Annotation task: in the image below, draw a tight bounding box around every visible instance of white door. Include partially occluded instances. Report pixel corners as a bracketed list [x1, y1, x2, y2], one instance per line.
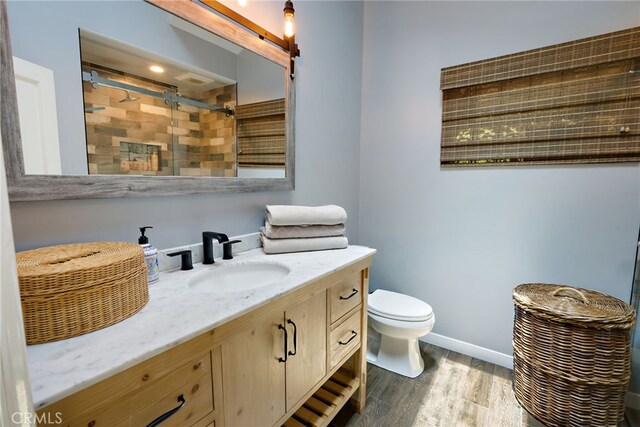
[0, 110, 34, 424]
[13, 56, 61, 175]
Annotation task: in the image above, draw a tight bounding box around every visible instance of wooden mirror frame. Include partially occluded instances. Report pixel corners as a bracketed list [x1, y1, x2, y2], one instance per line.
[0, 0, 295, 201]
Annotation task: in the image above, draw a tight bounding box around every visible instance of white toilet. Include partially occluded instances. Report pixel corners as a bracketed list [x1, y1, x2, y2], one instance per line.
[366, 289, 435, 378]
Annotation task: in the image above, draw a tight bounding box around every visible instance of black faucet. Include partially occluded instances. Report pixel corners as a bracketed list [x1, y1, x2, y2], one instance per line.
[167, 250, 193, 270]
[202, 232, 228, 264]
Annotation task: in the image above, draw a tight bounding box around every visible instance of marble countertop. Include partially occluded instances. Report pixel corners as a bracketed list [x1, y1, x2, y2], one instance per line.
[27, 245, 376, 410]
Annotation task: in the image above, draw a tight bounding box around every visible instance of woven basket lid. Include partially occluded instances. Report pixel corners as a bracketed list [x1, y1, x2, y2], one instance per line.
[16, 242, 145, 296]
[513, 283, 636, 328]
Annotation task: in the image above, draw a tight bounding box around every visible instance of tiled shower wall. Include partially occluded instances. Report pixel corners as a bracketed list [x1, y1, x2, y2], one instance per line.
[83, 65, 236, 176]
[196, 85, 237, 177]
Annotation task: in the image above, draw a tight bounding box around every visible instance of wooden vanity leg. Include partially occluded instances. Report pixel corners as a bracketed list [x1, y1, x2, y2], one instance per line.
[352, 350, 367, 413]
[211, 346, 225, 427]
[351, 268, 369, 413]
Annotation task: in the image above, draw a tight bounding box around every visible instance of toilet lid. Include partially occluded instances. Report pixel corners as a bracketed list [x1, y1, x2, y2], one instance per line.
[368, 289, 433, 322]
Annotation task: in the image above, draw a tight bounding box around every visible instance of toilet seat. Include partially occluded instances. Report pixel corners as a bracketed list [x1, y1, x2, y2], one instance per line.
[368, 289, 433, 322]
[368, 311, 435, 331]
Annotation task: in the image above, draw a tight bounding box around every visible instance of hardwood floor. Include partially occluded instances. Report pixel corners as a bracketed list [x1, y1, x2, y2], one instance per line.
[627, 408, 640, 427]
[331, 342, 635, 427]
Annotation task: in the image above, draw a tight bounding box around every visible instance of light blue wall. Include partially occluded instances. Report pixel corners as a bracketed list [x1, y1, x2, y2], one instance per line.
[359, 1, 640, 356]
[9, 1, 364, 251]
[8, 0, 238, 175]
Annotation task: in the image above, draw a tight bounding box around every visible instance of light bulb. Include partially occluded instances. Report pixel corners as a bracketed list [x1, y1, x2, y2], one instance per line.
[149, 65, 164, 73]
[284, 12, 294, 38]
[238, 0, 248, 7]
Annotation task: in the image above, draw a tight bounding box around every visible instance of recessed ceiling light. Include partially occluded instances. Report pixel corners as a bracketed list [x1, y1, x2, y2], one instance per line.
[149, 65, 165, 73]
[238, 0, 248, 6]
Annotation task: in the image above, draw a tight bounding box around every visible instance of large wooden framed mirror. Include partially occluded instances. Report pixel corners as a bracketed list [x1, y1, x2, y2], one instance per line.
[0, 0, 295, 201]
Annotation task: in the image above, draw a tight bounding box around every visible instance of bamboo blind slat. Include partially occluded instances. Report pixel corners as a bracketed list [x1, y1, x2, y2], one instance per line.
[235, 98, 285, 119]
[443, 157, 640, 167]
[441, 138, 640, 165]
[237, 153, 285, 167]
[443, 67, 640, 121]
[237, 117, 286, 138]
[440, 26, 640, 167]
[442, 101, 640, 146]
[238, 136, 285, 155]
[236, 99, 286, 168]
[441, 27, 640, 90]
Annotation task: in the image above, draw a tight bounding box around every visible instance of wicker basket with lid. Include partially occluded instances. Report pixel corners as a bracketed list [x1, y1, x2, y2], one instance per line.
[16, 242, 149, 344]
[512, 283, 636, 427]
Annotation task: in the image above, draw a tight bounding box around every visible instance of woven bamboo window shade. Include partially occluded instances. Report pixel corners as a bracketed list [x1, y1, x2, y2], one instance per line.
[440, 26, 640, 167]
[236, 99, 286, 168]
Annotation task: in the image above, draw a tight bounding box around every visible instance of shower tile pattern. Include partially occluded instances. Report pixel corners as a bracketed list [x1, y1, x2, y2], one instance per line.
[199, 85, 237, 177]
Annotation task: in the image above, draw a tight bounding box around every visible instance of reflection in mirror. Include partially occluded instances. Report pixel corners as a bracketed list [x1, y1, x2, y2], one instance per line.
[8, 0, 286, 179]
[80, 30, 239, 177]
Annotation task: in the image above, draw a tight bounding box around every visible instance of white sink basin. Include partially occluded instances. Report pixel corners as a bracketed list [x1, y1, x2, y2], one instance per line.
[188, 262, 290, 293]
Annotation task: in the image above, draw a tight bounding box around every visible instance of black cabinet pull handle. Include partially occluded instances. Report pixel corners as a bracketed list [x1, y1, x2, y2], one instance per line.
[339, 288, 359, 300]
[338, 330, 358, 346]
[287, 319, 298, 356]
[278, 324, 288, 363]
[146, 394, 185, 427]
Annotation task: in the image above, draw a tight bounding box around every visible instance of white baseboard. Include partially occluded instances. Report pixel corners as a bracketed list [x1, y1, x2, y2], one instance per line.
[627, 391, 640, 411]
[421, 332, 513, 369]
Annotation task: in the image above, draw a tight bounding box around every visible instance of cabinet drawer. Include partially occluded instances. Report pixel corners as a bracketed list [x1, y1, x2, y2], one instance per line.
[329, 272, 362, 324]
[64, 352, 213, 427]
[329, 311, 361, 370]
[132, 371, 213, 427]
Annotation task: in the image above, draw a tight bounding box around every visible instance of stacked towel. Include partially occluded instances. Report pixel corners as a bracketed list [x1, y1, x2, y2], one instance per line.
[263, 222, 346, 239]
[266, 205, 348, 226]
[261, 235, 348, 254]
[261, 205, 348, 254]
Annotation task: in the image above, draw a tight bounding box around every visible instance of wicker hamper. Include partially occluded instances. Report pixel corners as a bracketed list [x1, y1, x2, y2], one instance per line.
[512, 284, 636, 426]
[16, 242, 149, 344]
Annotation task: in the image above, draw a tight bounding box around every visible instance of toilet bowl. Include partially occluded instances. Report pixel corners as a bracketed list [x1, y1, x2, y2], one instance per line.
[366, 289, 435, 378]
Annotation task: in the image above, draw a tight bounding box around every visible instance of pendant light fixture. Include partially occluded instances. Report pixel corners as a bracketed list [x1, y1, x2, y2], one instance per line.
[283, 1, 295, 38]
[283, 1, 299, 79]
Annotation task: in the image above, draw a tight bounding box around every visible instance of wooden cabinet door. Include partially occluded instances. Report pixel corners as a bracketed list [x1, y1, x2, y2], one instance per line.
[221, 312, 287, 427]
[285, 291, 327, 410]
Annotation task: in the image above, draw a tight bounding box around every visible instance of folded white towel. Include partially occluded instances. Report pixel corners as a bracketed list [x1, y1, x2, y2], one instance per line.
[262, 222, 346, 239]
[261, 233, 348, 254]
[266, 205, 347, 226]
